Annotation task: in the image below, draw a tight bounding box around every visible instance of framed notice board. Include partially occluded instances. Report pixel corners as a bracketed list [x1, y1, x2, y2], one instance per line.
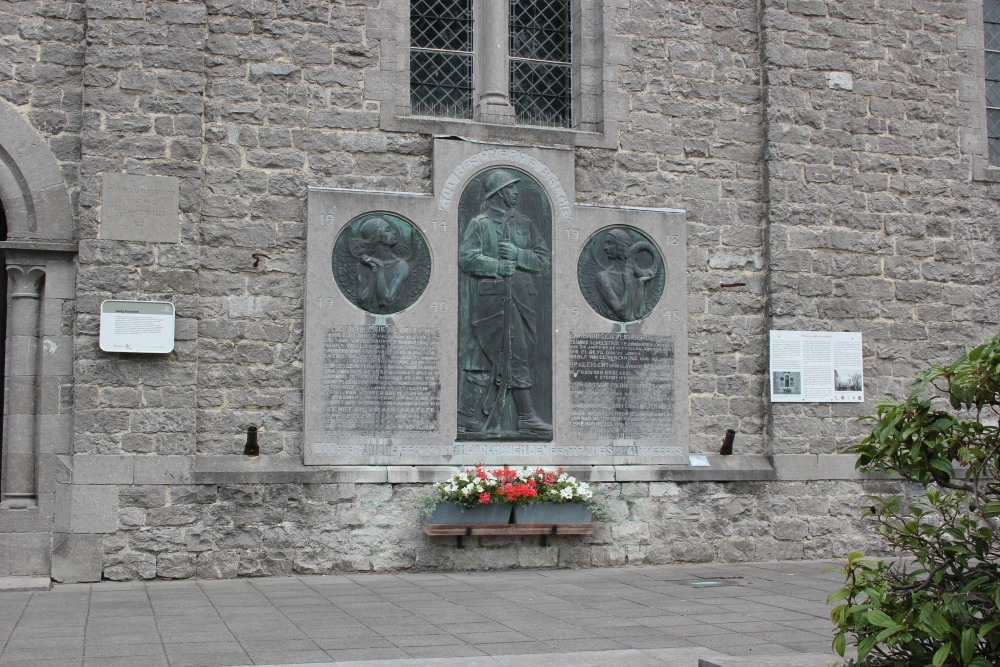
[99, 300, 175, 354]
[769, 330, 863, 403]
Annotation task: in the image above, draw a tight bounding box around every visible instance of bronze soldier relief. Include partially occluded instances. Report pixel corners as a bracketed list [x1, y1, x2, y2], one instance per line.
[457, 168, 553, 440]
[332, 213, 431, 315]
[578, 227, 665, 323]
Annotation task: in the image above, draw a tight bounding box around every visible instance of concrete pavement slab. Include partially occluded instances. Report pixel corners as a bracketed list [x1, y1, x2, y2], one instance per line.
[698, 653, 840, 667]
[0, 560, 848, 666]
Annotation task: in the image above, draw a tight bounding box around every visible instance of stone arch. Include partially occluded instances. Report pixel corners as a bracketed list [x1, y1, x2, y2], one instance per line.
[0, 101, 74, 241]
[0, 100, 77, 580]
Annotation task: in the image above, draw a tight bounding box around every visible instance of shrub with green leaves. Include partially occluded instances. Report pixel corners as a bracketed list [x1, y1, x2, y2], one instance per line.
[828, 335, 1000, 666]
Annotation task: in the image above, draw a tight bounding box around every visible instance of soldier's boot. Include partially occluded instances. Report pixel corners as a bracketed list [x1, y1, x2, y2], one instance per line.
[512, 389, 552, 435]
[457, 377, 486, 433]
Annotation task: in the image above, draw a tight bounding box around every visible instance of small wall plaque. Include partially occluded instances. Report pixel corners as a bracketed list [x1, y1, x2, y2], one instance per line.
[99, 300, 176, 354]
[100, 173, 180, 242]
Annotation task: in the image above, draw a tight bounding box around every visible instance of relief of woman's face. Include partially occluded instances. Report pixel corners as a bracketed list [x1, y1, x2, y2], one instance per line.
[379, 221, 397, 246]
[604, 234, 627, 260]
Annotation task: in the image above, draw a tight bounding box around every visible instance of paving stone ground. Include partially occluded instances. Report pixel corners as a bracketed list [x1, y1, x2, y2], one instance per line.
[0, 560, 850, 666]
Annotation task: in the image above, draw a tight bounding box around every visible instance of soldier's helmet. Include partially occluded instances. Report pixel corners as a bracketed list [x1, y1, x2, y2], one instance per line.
[483, 170, 521, 200]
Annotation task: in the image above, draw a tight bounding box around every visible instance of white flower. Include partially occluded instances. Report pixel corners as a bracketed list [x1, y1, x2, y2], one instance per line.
[560, 487, 574, 500]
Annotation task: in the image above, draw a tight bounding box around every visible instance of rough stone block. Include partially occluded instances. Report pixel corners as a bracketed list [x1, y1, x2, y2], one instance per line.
[453, 546, 517, 571]
[196, 551, 239, 579]
[104, 551, 156, 580]
[157, 552, 196, 579]
[591, 544, 627, 566]
[516, 545, 559, 568]
[649, 481, 681, 497]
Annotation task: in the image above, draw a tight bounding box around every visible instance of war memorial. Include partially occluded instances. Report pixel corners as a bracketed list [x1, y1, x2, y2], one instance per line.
[0, 0, 997, 582]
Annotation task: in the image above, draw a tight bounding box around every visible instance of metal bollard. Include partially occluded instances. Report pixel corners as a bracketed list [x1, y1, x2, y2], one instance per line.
[243, 425, 260, 456]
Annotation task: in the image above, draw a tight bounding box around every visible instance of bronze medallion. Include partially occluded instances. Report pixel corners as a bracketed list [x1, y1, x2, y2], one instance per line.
[332, 213, 431, 315]
[578, 226, 665, 322]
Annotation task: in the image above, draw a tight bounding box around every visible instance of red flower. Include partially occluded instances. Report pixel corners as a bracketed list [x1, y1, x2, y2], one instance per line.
[496, 483, 539, 502]
[496, 466, 517, 480]
[479, 492, 491, 505]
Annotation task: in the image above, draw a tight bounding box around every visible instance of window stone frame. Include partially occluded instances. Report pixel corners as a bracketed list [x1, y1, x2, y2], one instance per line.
[366, 0, 626, 149]
[962, 0, 1000, 181]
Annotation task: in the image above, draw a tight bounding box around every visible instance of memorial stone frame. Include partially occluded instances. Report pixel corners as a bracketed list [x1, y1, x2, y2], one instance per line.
[304, 138, 688, 467]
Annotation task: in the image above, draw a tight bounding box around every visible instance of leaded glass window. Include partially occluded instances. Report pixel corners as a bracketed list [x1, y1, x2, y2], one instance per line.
[410, 0, 473, 119]
[510, 0, 572, 128]
[986, 0, 1000, 164]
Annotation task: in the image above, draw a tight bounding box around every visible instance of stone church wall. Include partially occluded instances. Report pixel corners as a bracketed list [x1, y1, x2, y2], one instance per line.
[0, 0, 996, 579]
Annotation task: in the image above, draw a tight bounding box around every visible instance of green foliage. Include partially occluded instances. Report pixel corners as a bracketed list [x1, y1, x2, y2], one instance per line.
[414, 491, 439, 519]
[829, 335, 1000, 666]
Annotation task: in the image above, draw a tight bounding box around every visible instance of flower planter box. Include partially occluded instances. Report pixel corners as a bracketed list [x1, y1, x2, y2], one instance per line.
[426, 502, 512, 525]
[512, 502, 592, 524]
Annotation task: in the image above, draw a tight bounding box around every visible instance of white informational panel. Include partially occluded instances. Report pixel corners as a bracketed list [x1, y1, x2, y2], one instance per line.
[769, 330, 863, 403]
[99, 300, 175, 354]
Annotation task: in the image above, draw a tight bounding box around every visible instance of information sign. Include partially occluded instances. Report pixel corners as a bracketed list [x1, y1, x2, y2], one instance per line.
[99, 300, 175, 353]
[769, 331, 863, 403]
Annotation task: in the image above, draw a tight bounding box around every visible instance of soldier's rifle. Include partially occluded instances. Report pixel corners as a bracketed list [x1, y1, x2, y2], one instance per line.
[480, 221, 516, 431]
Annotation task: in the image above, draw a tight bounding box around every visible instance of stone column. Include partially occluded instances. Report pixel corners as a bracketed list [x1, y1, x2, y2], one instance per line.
[475, 4, 515, 124]
[1, 264, 44, 509]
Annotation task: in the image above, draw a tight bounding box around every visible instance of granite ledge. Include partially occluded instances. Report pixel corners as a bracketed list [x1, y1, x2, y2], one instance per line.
[195, 456, 389, 484]
[0, 240, 79, 254]
[614, 455, 886, 482]
[195, 455, 882, 484]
